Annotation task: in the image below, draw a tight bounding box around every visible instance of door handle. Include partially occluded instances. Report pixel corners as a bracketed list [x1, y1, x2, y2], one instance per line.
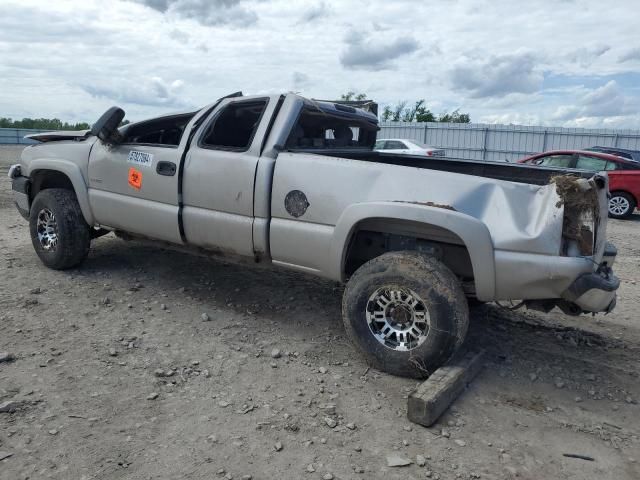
[156, 161, 176, 176]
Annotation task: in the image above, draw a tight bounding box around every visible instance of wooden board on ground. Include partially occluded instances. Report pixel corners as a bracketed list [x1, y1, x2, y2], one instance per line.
[407, 349, 486, 427]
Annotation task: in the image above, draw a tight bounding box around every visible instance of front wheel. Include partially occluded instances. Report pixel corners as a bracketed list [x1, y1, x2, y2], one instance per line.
[342, 251, 469, 378]
[29, 188, 91, 269]
[608, 192, 636, 219]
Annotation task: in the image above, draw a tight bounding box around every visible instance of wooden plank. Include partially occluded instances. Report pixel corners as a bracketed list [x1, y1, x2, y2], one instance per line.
[407, 349, 486, 427]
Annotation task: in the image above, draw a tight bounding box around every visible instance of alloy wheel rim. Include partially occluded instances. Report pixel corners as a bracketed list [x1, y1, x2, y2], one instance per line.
[609, 196, 630, 216]
[36, 208, 58, 251]
[365, 286, 430, 352]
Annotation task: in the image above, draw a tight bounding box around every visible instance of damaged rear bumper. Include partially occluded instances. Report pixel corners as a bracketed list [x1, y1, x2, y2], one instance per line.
[561, 266, 619, 314]
[522, 245, 619, 315]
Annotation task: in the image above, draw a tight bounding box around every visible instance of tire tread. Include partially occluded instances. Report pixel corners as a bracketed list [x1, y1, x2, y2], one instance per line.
[29, 188, 91, 270]
[342, 251, 469, 378]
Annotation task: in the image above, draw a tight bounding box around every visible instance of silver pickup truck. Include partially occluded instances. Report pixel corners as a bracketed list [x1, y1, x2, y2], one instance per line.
[9, 92, 619, 378]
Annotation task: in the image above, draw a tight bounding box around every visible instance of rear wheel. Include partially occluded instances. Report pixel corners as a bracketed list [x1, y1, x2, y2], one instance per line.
[342, 251, 469, 378]
[29, 189, 91, 269]
[608, 192, 635, 219]
[467, 297, 486, 308]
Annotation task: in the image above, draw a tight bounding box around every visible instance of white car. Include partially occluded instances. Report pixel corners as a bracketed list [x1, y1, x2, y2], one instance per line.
[374, 138, 445, 157]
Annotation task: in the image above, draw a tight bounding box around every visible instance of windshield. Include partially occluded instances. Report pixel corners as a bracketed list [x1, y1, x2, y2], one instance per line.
[586, 147, 636, 161]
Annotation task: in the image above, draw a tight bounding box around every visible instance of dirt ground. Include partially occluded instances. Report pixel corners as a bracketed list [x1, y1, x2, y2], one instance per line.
[0, 145, 638, 480]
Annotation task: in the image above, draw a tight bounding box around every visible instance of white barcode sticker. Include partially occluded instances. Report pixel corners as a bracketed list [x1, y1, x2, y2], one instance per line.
[127, 150, 153, 167]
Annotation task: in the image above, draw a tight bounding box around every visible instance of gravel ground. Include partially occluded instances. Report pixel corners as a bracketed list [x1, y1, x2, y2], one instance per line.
[0, 145, 639, 480]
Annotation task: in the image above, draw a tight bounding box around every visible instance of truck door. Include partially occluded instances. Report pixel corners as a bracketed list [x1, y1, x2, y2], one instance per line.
[181, 96, 278, 257]
[87, 113, 195, 243]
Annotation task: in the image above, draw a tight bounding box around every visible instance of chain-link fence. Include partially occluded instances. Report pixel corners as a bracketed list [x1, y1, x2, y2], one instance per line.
[0, 128, 51, 145]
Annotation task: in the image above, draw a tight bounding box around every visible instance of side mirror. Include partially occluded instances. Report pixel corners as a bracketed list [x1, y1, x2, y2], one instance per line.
[91, 107, 125, 144]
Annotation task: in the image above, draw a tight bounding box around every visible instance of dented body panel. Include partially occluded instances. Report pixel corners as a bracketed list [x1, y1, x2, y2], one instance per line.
[9, 93, 618, 314]
[269, 151, 608, 302]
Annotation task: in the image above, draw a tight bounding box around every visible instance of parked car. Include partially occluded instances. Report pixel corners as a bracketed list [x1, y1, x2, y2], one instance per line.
[9, 94, 618, 378]
[374, 138, 445, 156]
[518, 150, 640, 219]
[586, 146, 640, 163]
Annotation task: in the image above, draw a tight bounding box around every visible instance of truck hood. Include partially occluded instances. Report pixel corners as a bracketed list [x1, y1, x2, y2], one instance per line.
[25, 130, 91, 143]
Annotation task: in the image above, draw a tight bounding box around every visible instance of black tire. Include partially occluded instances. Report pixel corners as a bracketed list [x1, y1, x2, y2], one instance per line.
[608, 192, 636, 219]
[467, 297, 487, 308]
[342, 251, 469, 378]
[29, 188, 91, 270]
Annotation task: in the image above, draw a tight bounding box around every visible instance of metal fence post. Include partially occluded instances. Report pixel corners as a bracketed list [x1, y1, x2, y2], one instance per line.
[423, 123, 428, 145]
[613, 133, 619, 147]
[542, 129, 548, 151]
[482, 127, 489, 161]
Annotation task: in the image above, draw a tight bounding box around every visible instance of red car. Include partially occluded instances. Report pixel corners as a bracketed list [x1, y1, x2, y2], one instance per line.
[518, 150, 640, 219]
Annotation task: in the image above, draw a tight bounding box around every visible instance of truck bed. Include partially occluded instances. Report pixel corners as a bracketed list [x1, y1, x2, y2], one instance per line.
[293, 149, 592, 186]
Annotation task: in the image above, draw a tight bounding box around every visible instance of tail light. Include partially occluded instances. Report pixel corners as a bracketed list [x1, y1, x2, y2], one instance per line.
[553, 175, 600, 257]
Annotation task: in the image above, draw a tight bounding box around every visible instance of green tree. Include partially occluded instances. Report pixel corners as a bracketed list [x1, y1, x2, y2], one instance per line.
[379, 101, 470, 123]
[391, 101, 406, 121]
[415, 102, 436, 122]
[0, 117, 91, 130]
[401, 100, 420, 122]
[381, 106, 393, 121]
[437, 109, 470, 123]
[340, 91, 368, 101]
[400, 100, 436, 122]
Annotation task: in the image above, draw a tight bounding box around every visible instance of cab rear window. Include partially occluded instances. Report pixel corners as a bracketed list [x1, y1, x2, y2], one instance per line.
[286, 106, 378, 150]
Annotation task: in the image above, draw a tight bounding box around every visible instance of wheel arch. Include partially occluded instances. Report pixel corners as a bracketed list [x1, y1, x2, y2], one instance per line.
[27, 160, 94, 225]
[609, 189, 638, 207]
[329, 202, 496, 301]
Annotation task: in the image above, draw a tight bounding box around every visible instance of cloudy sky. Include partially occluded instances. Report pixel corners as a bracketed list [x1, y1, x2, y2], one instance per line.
[1, 0, 639, 128]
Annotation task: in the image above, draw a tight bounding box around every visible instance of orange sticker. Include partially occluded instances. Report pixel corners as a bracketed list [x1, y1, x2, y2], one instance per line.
[128, 167, 142, 190]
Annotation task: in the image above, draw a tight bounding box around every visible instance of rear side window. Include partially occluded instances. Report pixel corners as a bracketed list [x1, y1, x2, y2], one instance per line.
[605, 161, 619, 171]
[576, 155, 608, 171]
[609, 160, 640, 171]
[533, 154, 573, 167]
[385, 141, 407, 149]
[201, 100, 267, 151]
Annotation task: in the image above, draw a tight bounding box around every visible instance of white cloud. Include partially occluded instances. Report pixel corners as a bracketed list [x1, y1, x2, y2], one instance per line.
[450, 52, 543, 98]
[291, 71, 312, 91]
[81, 77, 188, 108]
[131, 0, 259, 27]
[298, 1, 330, 23]
[0, 0, 639, 128]
[552, 80, 638, 123]
[340, 28, 420, 71]
[619, 48, 640, 63]
[565, 45, 611, 68]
